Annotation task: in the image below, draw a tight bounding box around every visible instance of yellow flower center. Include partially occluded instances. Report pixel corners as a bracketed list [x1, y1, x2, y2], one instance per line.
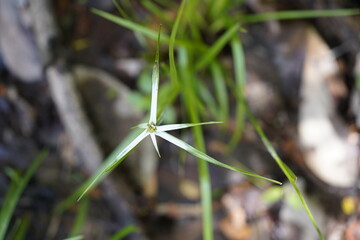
[147, 123, 157, 133]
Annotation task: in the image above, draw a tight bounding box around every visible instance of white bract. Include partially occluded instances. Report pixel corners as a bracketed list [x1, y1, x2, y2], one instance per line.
[79, 30, 280, 200]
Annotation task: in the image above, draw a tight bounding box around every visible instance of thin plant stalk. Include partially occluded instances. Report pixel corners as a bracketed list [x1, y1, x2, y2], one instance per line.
[178, 47, 213, 240]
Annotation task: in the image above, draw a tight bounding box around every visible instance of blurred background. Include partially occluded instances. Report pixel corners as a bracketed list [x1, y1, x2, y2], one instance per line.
[0, 0, 359, 239]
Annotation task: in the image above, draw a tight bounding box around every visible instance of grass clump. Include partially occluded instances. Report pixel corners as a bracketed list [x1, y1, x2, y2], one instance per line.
[73, 1, 359, 239]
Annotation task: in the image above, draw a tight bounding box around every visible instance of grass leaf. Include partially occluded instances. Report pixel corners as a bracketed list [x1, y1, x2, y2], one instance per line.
[241, 9, 360, 23]
[109, 225, 138, 240]
[194, 23, 240, 70]
[229, 36, 246, 150]
[210, 61, 229, 122]
[0, 150, 48, 239]
[169, 0, 187, 87]
[69, 197, 89, 237]
[178, 46, 214, 240]
[112, 0, 130, 19]
[91, 8, 206, 50]
[245, 104, 324, 239]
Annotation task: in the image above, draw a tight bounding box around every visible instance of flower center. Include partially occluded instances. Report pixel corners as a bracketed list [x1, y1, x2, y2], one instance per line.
[147, 123, 157, 133]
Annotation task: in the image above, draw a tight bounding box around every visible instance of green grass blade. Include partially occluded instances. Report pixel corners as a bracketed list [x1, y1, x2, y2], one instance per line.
[245, 106, 296, 181]
[197, 80, 219, 118]
[228, 36, 246, 150]
[157, 131, 281, 184]
[91, 9, 207, 50]
[245, 104, 324, 239]
[208, 0, 228, 20]
[241, 9, 360, 23]
[69, 197, 89, 237]
[157, 82, 180, 118]
[112, 0, 130, 19]
[92, 9, 160, 39]
[77, 130, 148, 201]
[109, 225, 138, 240]
[210, 62, 229, 122]
[7, 215, 30, 240]
[0, 150, 48, 239]
[157, 121, 222, 132]
[194, 23, 240, 70]
[149, 27, 161, 124]
[178, 47, 213, 240]
[141, 0, 172, 24]
[169, 0, 187, 87]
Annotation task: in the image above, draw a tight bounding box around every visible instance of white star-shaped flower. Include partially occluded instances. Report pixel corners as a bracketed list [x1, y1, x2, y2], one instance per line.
[79, 30, 280, 200]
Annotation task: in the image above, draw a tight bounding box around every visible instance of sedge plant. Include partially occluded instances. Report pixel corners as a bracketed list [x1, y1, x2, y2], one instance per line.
[72, 1, 359, 239]
[78, 28, 281, 200]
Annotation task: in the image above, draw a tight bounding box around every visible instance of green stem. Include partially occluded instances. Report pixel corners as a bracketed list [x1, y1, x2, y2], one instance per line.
[241, 9, 360, 23]
[179, 48, 213, 240]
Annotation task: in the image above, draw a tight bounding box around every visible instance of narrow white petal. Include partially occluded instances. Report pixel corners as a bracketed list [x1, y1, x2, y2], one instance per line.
[156, 131, 281, 185]
[150, 133, 161, 157]
[157, 121, 222, 132]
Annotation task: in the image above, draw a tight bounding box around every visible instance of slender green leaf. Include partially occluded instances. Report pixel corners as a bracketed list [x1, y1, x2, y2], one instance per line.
[157, 82, 180, 118]
[157, 121, 221, 132]
[169, 0, 187, 87]
[245, 104, 324, 239]
[0, 150, 48, 239]
[194, 23, 240, 70]
[109, 225, 138, 240]
[141, 0, 172, 24]
[229, 36, 246, 150]
[69, 198, 89, 237]
[210, 62, 229, 122]
[157, 131, 282, 185]
[208, 0, 228, 19]
[7, 215, 30, 240]
[178, 47, 213, 240]
[245, 106, 296, 181]
[197, 80, 219, 118]
[153, 0, 177, 8]
[91, 9, 207, 50]
[241, 9, 360, 24]
[92, 8, 161, 40]
[112, 0, 130, 19]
